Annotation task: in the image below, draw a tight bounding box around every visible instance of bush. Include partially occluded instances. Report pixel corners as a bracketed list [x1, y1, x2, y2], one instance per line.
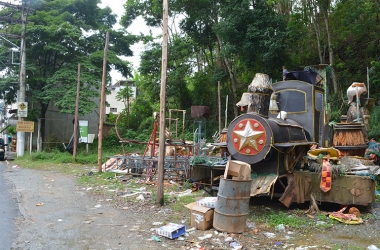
[44, 134, 65, 152]
[368, 106, 380, 141]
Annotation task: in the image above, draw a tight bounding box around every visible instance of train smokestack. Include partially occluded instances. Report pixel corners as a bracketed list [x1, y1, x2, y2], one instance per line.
[246, 73, 273, 116]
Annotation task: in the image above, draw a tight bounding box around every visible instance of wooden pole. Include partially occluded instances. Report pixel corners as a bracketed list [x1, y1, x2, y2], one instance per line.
[29, 132, 32, 154]
[156, 0, 168, 206]
[367, 66, 370, 98]
[218, 81, 221, 134]
[225, 95, 228, 128]
[73, 63, 80, 161]
[37, 118, 41, 152]
[97, 31, 110, 172]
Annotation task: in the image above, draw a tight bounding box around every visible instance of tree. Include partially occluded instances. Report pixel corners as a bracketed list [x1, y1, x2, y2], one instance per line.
[116, 86, 133, 111]
[116, 86, 133, 127]
[122, 0, 288, 127]
[0, 0, 138, 141]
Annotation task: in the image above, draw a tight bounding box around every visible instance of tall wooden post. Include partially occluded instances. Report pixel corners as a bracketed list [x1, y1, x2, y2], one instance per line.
[218, 81, 221, 134]
[97, 31, 110, 172]
[156, 0, 169, 206]
[73, 63, 80, 161]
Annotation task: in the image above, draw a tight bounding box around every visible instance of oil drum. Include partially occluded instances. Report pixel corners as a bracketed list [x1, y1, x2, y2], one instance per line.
[213, 178, 252, 233]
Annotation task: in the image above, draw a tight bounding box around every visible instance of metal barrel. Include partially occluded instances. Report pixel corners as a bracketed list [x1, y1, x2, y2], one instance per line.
[213, 178, 252, 233]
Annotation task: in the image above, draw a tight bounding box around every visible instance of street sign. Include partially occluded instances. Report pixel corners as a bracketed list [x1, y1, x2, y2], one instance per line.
[17, 102, 28, 117]
[16, 121, 34, 132]
[79, 120, 89, 143]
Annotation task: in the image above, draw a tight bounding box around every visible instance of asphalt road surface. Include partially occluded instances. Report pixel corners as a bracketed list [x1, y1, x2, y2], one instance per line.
[0, 160, 18, 250]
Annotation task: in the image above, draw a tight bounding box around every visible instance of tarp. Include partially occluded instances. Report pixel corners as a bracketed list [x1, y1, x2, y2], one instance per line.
[285, 70, 318, 85]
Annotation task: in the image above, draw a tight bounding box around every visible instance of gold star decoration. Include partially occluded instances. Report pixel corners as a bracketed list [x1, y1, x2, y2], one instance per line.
[233, 120, 264, 151]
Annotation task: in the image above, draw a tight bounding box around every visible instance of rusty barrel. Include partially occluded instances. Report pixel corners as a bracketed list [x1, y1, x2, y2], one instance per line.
[213, 178, 252, 233]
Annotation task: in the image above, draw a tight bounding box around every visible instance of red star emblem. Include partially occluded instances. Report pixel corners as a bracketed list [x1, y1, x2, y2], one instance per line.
[231, 119, 266, 155]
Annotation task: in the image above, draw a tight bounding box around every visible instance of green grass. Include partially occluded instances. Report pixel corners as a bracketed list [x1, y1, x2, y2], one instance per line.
[249, 206, 337, 231]
[331, 245, 363, 250]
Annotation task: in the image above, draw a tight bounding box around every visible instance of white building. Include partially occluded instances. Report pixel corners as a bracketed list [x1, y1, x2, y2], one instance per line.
[106, 79, 136, 115]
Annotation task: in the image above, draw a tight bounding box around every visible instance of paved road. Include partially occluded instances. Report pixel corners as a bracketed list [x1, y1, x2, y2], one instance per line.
[0, 160, 18, 249]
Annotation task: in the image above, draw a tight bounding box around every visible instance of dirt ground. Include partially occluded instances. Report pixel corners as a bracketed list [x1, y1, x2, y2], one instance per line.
[4, 163, 380, 250]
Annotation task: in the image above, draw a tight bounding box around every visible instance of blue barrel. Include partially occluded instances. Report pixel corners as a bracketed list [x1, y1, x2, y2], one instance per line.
[213, 178, 252, 233]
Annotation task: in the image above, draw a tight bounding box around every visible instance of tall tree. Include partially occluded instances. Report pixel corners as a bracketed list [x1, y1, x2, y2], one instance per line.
[0, 0, 138, 141]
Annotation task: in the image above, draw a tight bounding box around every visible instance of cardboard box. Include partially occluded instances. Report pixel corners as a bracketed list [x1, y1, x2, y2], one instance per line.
[196, 197, 217, 208]
[185, 202, 214, 230]
[223, 160, 251, 180]
[156, 223, 186, 239]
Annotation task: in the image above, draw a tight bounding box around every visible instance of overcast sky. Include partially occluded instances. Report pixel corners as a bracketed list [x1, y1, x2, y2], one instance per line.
[99, 1, 161, 83]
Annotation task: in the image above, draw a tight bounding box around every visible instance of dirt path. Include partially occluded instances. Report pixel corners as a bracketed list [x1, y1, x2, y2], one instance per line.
[5, 164, 380, 250]
[6, 166, 164, 250]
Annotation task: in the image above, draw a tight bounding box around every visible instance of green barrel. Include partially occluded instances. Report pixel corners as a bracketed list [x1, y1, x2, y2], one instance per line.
[213, 178, 252, 233]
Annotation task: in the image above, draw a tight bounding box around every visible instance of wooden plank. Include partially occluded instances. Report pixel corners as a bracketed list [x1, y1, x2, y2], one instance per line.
[279, 179, 297, 208]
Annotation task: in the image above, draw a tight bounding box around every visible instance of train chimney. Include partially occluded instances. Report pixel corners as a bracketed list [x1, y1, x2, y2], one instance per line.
[245, 73, 273, 116]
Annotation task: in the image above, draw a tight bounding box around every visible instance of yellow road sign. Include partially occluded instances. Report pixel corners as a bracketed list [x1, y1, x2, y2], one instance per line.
[16, 121, 34, 132]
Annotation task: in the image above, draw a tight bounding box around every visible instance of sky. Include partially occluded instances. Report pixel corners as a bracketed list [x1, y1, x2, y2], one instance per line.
[99, 1, 161, 84]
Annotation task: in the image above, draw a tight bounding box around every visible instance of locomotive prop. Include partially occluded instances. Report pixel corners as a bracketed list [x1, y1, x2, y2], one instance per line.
[226, 65, 377, 207]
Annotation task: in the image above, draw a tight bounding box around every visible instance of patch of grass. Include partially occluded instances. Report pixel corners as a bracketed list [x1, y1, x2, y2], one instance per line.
[14, 148, 123, 168]
[182, 180, 193, 189]
[317, 213, 328, 221]
[78, 172, 124, 191]
[250, 208, 313, 229]
[150, 191, 166, 204]
[330, 245, 362, 250]
[167, 214, 181, 222]
[171, 195, 196, 212]
[362, 212, 378, 220]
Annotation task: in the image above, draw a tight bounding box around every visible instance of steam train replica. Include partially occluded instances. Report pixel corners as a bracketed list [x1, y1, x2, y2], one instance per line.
[224, 65, 376, 206]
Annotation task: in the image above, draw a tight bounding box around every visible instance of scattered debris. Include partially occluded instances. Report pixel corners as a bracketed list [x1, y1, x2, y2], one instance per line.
[81, 220, 93, 224]
[329, 206, 363, 224]
[169, 189, 192, 197]
[275, 224, 285, 231]
[224, 237, 233, 242]
[195, 197, 217, 208]
[368, 245, 380, 250]
[135, 194, 145, 201]
[156, 223, 186, 239]
[246, 222, 256, 229]
[198, 233, 212, 240]
[264, 232, 276, 238]
[186, 227, 196, 232]
[151, 235, 161, 242]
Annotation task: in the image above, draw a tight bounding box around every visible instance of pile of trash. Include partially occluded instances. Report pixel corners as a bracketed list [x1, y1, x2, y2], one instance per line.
[305, 147, 380, 178]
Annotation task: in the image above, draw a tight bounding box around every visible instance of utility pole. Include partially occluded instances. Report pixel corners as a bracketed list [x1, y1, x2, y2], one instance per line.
[16, 1, 27, 157]
[0, 1, 32, 156]
[73, 64, 80, 161]
[97, 31, 109, 172]
[156, 0, 168, 206]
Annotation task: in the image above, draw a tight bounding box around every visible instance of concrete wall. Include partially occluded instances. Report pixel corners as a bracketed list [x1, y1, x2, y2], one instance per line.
[44, 97, 102, 143]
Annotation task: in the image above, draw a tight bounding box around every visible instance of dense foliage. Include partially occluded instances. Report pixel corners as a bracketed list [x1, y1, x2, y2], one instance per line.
[120, 0, 380, 141]
[0, 0, 138, 140]
[2, 0, 380, 144]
